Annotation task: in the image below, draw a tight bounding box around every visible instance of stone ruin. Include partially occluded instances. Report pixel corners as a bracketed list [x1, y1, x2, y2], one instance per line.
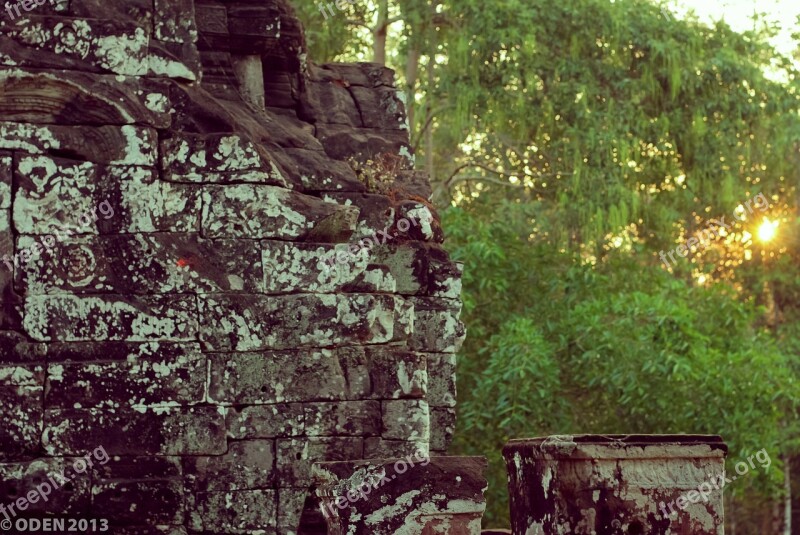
[0, 1, 738, 533]
[0, 0, 467, 532]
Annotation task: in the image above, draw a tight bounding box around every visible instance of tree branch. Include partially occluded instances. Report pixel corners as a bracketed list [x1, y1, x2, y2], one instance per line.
[410, 104, 453, 151]
[443, 161, 570, 196]
[346, 19, 373, 31]
[447, 175, 523, 188]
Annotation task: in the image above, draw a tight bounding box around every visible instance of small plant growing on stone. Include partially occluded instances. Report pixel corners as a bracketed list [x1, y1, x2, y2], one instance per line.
[347, 152, 403, 194]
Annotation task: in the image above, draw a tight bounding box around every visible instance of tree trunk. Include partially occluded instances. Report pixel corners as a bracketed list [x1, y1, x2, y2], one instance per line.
[404, 42, 419, 134]
[425, 54, 435, 183]
[373, 0, 388, 65]
[784, 453, 792, 535]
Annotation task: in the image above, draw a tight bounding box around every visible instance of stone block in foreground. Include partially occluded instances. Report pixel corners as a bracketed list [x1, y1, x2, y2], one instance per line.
[313, 455, 487, 535]
[503, 434, 727, 535]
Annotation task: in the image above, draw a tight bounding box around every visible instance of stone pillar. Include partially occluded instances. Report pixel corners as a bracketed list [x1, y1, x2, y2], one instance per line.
[313, 455, 488, 535]
[503, 434, 727, 535]
[232, 54, 266, 110]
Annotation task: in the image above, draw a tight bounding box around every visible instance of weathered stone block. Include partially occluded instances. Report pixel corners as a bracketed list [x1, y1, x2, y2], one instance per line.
[363, 438, 428, 459]
[365, 347, 427, 400]
[68, 0, 151, 22]
[299, 80, 362, 127]
[154, 0, 197, 43]
[396, 202, 442, 242]
[45, 343, 206, 409]
[277, 488, 308, 535]
[0, 152, 10, 209]
[23, 294, 198, 342]
[0, 207, 14, 316]
[262, 109, 321, 149]
[382, 399, 430, 442]
[0, 69, 172, 128]
[226, 4, 282, 54]
[18, 233, 262, 295]
[323, 193, 394, 242]
[13, 156, 198, 235]
[184, 440, 275, 491]
[313, 456, 487, 535]
[0, 359, 44, 460]
[42, 341, 188, 362]
[0, 458, 91, 515]
[92, 456, 184, 525]
[198, 294, 409, 351]
[104, 178, 200, 233]
[225, 404, 305, 440]
[276, 438, 364, 487]
[0, 331, 46, 364]
[369, 243, 429, 295]
[312, 63, 395, 88]
[279, 148, 364, 192]
[429, 407, 456, 453]
[14, 155, 100, 235]
[190, 489, 277, 534]
[209, 350, 349, 404]
[316, 124, 412, 166]
[201, 184, 356, 240]
[193, 1, 227, 40]
[0, 16, 150, 76]
[428, 254, 463, 299]
[425, 352, 457, 407]
[43, 406, 226, 455]
[261, 240, 394, 295]
[407, 297, 465, 353]
[304, 401, 382, 437]
[503, 435, 728, 535]
[339, 346, 371, 400]
[349, 86, 406, 130]
[0, 384, 43, 461]
[0, 122, 157, 165]
[160, 133, 286, 186]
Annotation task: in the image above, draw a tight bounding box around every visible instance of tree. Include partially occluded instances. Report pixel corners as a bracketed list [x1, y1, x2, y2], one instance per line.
[290, 0, 800, 528]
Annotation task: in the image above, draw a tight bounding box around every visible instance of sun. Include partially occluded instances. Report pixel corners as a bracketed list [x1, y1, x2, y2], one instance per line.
[757, 218, 779, 243]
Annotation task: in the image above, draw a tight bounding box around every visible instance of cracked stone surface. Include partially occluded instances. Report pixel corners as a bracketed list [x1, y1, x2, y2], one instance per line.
[503, 435, 728, 535]
[0, 0, 464, 532]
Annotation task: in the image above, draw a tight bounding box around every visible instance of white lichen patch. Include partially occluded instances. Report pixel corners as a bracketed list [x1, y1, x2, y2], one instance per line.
[147, 54, 198, 81]
[0, 122, 61, 154]
[201, 185, 315, 239]
[93, 28, 149, 75]
[406, 206, 435, 240]
[215, 135, 262, 171]
[119, 175, 198, 232]
[23, 295, 198, 342]
[116, 126, 158, 166]
[144, 92, 170, 113]
[0, 365, 41, 386]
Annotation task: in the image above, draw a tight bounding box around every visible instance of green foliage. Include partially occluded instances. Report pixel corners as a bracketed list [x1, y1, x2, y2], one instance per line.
[445, 204, 800, 525]
[289, 0, 800, 528]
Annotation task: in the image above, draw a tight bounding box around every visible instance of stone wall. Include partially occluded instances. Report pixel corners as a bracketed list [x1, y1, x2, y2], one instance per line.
[0, 0, 463, 533]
